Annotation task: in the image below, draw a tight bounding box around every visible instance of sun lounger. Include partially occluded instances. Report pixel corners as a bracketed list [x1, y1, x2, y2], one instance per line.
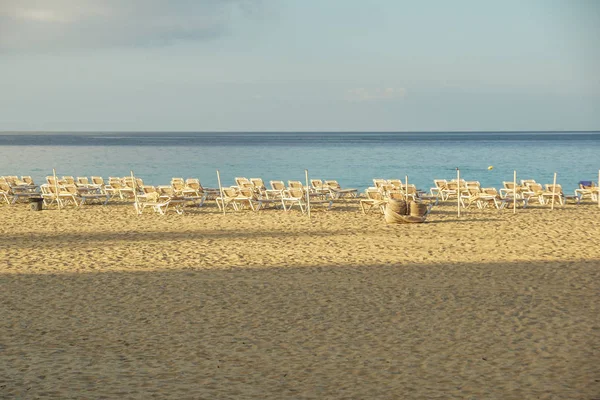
[120, 177, 137, 199]
[324, 180, 357, 199]
[105, 177, 125, 200]
[541, 184, 579, 206]
[76, 186, 109, 206]
[249, 178, 267, 194]
[373, 179, 388, 190]
[360, 189, 387, 214]
[575, 181, 597, 202]
[0, 178, 39, 204]
[216, 187, 244, 211]
[266, 180, 286, 199]
[431, 179, 455, 201]
[21, 176, 34, 186]
[62, 176, 75, 185]
[135, 192, 173, 215]
[522, 182, 544, 204]
[185, 178, 217, 201]
[280, 188, 332, 213]
[460, 187, 500, 209]
[0, 180, 13, 205]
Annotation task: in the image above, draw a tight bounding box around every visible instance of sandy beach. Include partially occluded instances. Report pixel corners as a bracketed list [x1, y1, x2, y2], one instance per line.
[1, 200, 599, 399]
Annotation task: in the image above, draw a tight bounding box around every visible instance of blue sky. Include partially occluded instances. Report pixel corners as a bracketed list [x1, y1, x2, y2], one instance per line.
[1, 0, 599, 131]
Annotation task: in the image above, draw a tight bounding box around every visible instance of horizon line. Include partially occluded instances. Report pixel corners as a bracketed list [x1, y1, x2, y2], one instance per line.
[1, 130, 600, 134]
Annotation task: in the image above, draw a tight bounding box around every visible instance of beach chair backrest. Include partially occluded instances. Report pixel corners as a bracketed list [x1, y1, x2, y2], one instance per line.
[123, 178, 136, 189]
[379, 184, 393, 193]
[250, 178, 265, 190]
[234, 177, 249, 187]
[0, 181, 11, 192]
[387, 190, 404, 200]
[238, 187, 256, 199]
[223, 187, 239, 198]
[389, 179, 402, 189]
[545, 184, 562, 194]
[270, 180, 285, 191]
[325, 180, 341, 189]
[142, 186, 157, 194]
[528, 183, 543, 193]
[446, 181, 458, 190]
[405, 184, 417, 194]
[157, 186, 173, 196]
[21, 176, 34, 185]
[91, 176, 104, 185]
[288, 188, 304, 199]
[3, 176, 18, 186]
[171, 178, 185, 190]
[521, 179, 536, 187]
[482, 187, 498, 196]
[310, 179, 323, 189]
[288, 180, 303, 189]
[433, 179, 447, 189]
[465, 187, 479, 197]
[366, 189, 383, 200]
[185, 179, 201, 191]
[63, 184, 78, 194]
[373, 179, 387, 188]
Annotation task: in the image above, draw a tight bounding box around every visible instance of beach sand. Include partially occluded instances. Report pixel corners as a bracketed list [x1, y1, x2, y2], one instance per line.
[1, 200, 599, 399]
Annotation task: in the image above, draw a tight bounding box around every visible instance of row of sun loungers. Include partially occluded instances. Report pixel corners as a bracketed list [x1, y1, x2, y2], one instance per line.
[213, 177, 357, 213]
[0, 174, 357, 214]
[1, 175, 597, 216]
[430, 178, 588, 208]
[0, 176, 40, 204]
[358, 178, 598, 215]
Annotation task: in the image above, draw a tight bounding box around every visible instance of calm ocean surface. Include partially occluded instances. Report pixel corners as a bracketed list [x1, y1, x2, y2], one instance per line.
[0, 132, 599, 192]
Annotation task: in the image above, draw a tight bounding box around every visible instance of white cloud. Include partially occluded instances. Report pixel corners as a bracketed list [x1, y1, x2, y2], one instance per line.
[0, 0, 266, 51]
[345, 87, 407, 102]
[1, 1, 113, 23]
[13, 8, 69, 23]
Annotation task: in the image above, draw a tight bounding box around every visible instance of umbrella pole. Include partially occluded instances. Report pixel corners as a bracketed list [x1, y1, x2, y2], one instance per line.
[405, 175, 408, 201]
[217, 169, 225, 214]
[513, 170, 517, 214]
[53, 168, 60, 210]
[550, 172, 557, 210]
[305, 169, 311, 219]
[457, 169, 461, 217]
[130, 170, 139, 214]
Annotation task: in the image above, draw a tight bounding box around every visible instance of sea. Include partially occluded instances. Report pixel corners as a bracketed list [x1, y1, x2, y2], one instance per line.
[0, 131, 599, 192]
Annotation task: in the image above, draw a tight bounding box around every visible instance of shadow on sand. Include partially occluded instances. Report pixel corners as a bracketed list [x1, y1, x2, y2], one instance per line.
[1, 259, 599, 399]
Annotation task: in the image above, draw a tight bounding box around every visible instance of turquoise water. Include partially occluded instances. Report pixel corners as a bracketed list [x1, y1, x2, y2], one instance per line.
[0, 132, 598, 192]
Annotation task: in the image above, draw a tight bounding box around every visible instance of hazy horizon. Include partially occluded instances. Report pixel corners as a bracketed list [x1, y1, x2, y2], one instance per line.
[2, 130, 600, 134]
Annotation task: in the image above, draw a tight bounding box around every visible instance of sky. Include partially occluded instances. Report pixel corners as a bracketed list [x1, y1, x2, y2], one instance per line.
[0, 0, 599, 132]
